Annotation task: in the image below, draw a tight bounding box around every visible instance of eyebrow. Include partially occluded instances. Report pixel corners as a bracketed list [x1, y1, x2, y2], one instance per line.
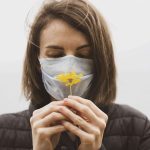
[45, 44, 90, 50]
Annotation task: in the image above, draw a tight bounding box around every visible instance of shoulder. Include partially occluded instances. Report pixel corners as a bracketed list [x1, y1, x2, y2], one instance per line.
[0, 109, 32, 147]
[0, 109, 31, 130]
[109, 103, 148, 120]
[106, 103, 150, 137]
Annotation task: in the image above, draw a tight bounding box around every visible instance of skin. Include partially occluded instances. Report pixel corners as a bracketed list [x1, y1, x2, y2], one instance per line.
[30, 19, 108, 150]
[39, 19, 92, 59]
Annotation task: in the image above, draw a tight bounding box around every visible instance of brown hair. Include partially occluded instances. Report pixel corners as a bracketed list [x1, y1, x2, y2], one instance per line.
[22, 0, 117, 108]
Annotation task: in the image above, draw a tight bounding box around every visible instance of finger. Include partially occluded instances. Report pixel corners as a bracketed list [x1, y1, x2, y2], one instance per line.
[32, 100, 65, 117]
[62, 121, 94, 143]
[31, 112, 68, 128]
[68, 95, 108, 122]
[59, 106, 96, 133]
[36, 125, 66, 139]
[30, 105, 68, 125]
[63, 98, 99, 125]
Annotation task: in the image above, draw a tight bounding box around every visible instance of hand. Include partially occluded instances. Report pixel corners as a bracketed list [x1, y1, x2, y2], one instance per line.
[58, 95, 108, 150]
[30, 100, 68, 150]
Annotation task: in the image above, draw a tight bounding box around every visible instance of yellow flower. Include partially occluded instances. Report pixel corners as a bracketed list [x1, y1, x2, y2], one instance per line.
[55, 71, 83, 95]
[56, 71, 83, 86]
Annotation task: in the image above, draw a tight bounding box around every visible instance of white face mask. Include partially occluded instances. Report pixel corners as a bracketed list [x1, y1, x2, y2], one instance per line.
[39, 55, 93, 100]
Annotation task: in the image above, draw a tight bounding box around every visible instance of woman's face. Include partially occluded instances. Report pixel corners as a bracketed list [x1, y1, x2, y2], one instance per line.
[39, 19, 92, 59]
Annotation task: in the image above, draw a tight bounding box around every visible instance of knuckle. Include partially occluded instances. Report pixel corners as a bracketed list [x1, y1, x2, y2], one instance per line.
[51, 112, 59, 120]
[86, 99, 91, 104]
[50, 101, 56, 105]
[81, 106, 88, 113]
[30, 117, 34, 124]
[32, 122, 39, 130]
[32, 110, 39, 115]
[99, 119, 106, 129]
[104, 114, 108, 122]
[37, 128, 45, 137]
[71, 127, 77, 133]
[30, 116, 37, 125]
[74, 117, 82, 125]
[59, 106, 65, 109]
[85, 99, 92, 106]
[74, 118, 79, 125]
[95, 129, 101, 137]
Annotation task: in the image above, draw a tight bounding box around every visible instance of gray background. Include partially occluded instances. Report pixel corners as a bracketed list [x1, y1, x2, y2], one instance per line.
[0, 0, 150, 118]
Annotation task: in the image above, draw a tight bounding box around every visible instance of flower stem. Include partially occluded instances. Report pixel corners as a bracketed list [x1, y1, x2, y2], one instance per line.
[69, 85, 72, 95]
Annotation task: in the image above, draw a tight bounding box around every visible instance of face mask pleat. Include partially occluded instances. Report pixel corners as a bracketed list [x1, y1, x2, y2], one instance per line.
[39, 55, 93, 100]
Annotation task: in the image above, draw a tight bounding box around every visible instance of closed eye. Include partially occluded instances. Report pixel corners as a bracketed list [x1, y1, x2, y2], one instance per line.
[44, 44, 92, 58]
[45, 48, 64, 57]
[76, 49, 92, 58]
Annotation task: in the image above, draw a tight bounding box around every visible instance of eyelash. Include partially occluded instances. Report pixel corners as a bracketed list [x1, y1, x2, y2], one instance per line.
[46, 50, 91, 58]
[47, 53, 64, 58]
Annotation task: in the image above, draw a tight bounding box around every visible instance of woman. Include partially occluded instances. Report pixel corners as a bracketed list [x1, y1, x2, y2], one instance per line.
[0, 0, 150, 150]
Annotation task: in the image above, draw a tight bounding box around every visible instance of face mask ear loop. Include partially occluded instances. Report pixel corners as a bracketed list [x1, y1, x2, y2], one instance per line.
[28, 38, 40, 49]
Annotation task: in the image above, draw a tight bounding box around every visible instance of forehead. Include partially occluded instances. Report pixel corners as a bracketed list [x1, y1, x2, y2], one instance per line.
[40, 19, 89, 46]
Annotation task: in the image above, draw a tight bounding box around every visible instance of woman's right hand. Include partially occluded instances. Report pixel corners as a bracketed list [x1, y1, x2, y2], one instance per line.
[30, 100, 67, 150]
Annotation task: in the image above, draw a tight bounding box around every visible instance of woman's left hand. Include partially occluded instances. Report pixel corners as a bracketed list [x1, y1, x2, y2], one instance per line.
[58, 95, 108, 150]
